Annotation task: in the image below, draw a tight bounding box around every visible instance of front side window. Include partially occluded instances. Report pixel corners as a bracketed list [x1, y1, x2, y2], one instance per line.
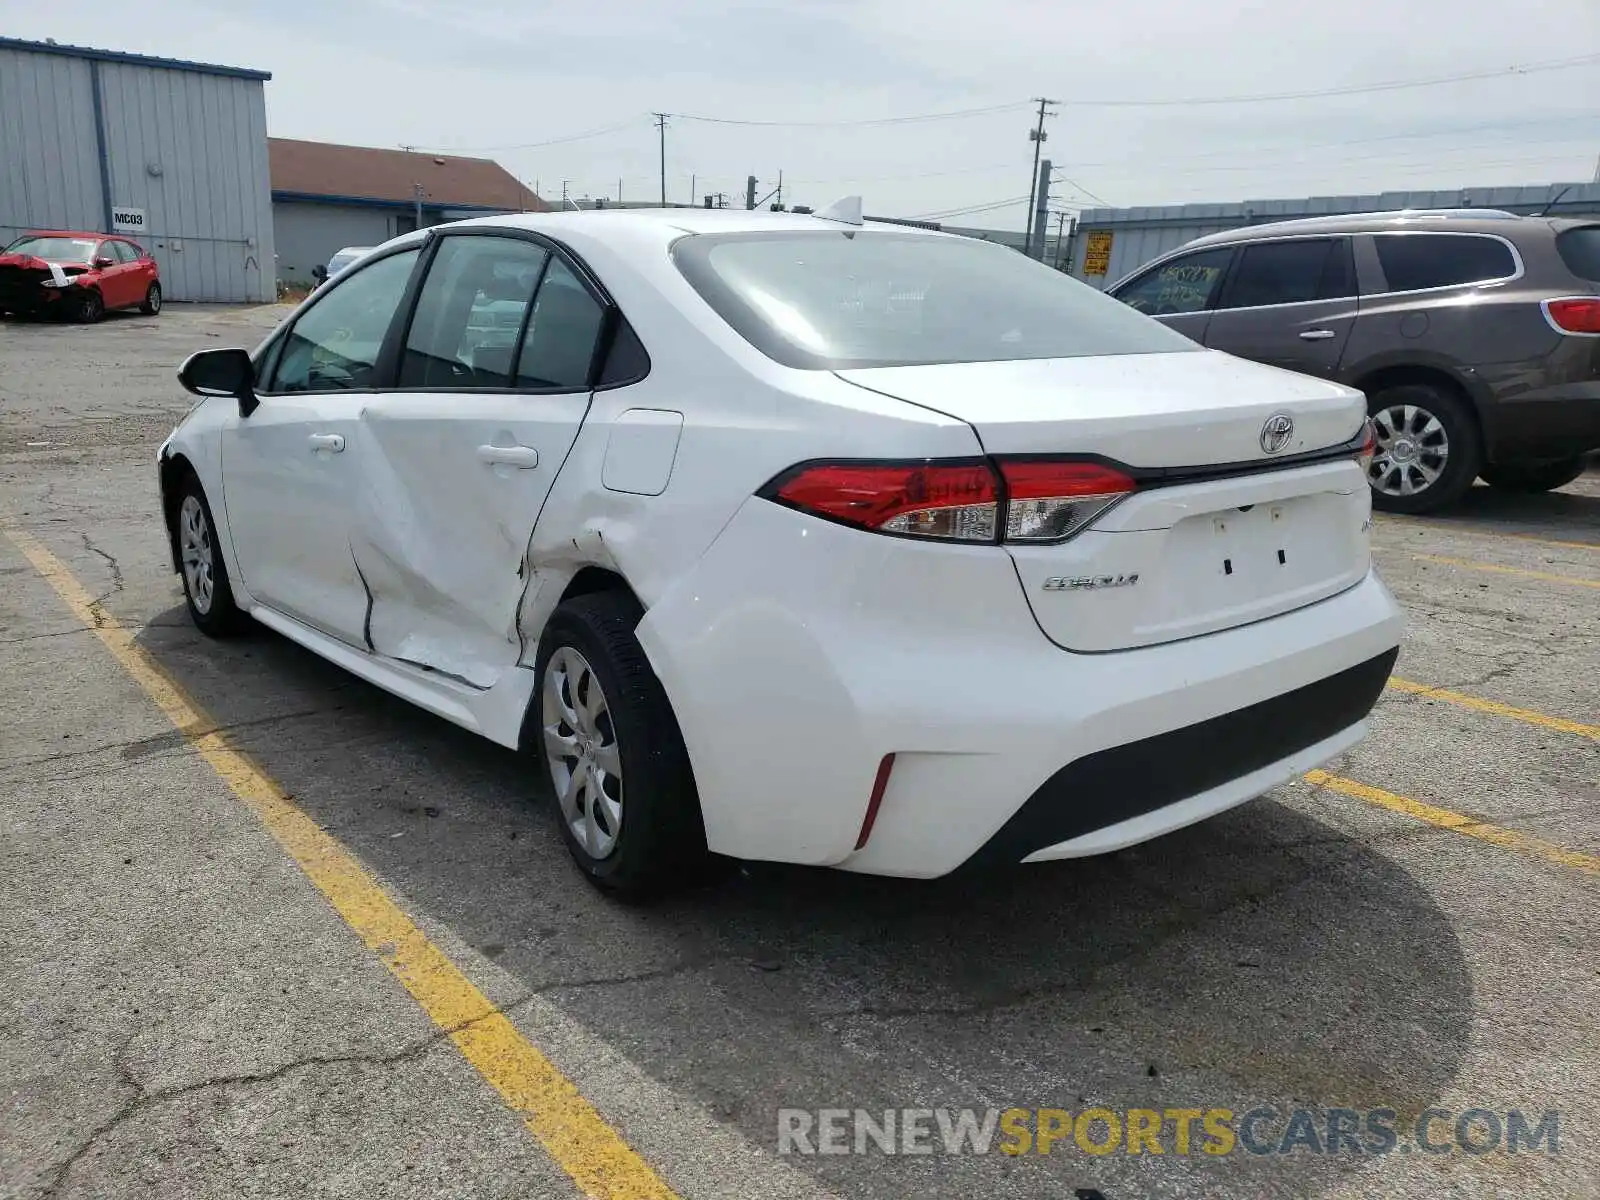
[675, 231, 1199, 370]
[271, 248, 420, 393]
[1114, 248, 1235, 317]
[399, 236, 549, 388]
[1372, 234, 1517, 292]
[1219, 239, 1342, 309]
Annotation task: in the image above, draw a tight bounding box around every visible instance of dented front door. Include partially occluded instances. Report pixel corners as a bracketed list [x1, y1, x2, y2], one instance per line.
[348, 238, 605, 687]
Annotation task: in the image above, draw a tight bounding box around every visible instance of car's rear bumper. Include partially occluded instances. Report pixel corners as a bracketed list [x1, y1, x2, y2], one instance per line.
[1483, 339, 1600, 459]
[639, 498, 1404, 878]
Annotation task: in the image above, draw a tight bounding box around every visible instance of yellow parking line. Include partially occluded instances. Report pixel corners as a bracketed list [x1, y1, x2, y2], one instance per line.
[1387, 677, 1599, 742]
[1375, 517, 1599, 554]
[1411, 552, 1600, 589]
[1305, 770, 1600, 877]
[2, 527, 679, 1200]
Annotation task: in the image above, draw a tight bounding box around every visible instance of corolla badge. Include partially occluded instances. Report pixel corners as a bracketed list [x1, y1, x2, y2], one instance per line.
[1043, 574, 1139, 591]
[1259, 412, 1295, 454]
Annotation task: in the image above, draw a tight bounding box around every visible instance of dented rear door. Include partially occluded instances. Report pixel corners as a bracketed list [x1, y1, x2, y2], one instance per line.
[350, 237, 604, 687]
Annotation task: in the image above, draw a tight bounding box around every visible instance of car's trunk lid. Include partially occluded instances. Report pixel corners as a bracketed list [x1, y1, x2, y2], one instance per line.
[837, 351, 1372, 651]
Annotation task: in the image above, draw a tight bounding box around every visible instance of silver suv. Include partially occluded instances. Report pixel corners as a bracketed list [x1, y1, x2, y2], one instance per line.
[1108, 209, 1600, 512]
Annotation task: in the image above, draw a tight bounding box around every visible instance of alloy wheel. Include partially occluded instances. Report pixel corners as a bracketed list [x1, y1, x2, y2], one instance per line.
[178, 495, 215, 615]
[1369, 402, 1449, 498]
[542, 646, 624, 859]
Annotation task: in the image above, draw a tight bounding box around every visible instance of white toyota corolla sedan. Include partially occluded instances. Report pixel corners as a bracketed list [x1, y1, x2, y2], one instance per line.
[159, 203, 1403, 895]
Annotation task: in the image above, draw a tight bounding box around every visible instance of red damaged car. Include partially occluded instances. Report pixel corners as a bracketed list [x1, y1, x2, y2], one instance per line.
[0, 231, 161, 322]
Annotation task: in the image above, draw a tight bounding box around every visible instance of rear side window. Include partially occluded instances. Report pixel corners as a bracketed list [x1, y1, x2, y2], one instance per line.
[1113, 248, 1233, 316]
[399, 235, 549, 388]
[110, 241, 138, 263]
[1219, 238, 1346, 309]
[1372, 234, 1516, 292]
[515, 258, 605, 389]
[1555, 226, 1600, 282]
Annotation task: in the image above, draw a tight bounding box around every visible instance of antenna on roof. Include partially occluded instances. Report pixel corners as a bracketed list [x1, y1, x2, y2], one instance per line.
[815, 195, 863, 226]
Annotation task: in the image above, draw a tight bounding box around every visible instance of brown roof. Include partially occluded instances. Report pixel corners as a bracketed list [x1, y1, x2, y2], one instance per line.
[269, 138, 547, 212]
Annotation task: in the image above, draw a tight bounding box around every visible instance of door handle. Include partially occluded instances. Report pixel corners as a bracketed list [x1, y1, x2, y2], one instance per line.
[477, 444, 539, 469]
[307, 433, 345, 452]
[1298, 328, 1337, 341]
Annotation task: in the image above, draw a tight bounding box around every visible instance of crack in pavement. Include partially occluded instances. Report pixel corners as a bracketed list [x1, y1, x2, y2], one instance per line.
[36, 956, 726, 1197]
[77, 533, 125, 629]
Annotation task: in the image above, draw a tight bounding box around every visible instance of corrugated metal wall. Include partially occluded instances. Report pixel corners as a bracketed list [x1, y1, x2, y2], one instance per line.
[1068, 183, 1600, 290]
[0, 48, 103, 244]
[0, 46, 274, 302]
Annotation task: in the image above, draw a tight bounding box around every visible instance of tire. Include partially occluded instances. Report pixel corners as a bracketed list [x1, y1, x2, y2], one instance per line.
[1365, 383, 1482, 514]
[532, 590, 708, 898]
[173, 474, 248, 636]
[76, 288, 104, 324]
[1479, 456, 1586, 494]
[140, 282, 162, 316]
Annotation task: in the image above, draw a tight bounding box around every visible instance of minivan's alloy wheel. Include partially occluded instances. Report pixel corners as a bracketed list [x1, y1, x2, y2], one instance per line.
[1365, 384, 1481, 514]
[174, 475, 247, 636]
[141, 283, 162, 316]
[543, 646, 624, 859]
[532, 591, 710, 897]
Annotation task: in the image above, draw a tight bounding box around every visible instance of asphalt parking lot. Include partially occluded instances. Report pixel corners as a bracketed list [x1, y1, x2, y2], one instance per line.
[1, 304, 1596, 1200]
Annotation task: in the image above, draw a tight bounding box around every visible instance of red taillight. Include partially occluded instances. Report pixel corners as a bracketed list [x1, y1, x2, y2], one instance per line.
[766, 457, 1138, 544]
[997, 460, 1136, 543]
[772, 461, 999, 542]
[854, 754, 897, 850]
[1542, 296, 1600, 335]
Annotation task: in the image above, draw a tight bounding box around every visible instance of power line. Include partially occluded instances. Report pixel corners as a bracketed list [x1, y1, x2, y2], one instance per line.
[671, 101, 1033, 128]
[1056, 53, 1600, 108]
[911, 194, 1033, 220]
[1050, 174, 1112, 207]
[414, 119, 643, 154]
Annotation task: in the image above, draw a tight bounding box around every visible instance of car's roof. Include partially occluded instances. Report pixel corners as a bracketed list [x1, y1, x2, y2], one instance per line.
[1180, 209, 1548, 250]
[18, 230, 117, 239]
[446, 207, 948, 247]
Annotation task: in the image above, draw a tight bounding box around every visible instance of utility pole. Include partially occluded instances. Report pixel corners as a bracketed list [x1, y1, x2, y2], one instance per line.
[618, 178, 624, 202]
[653, 113, 669, 206]
[561, 180, 570, 210]
[1054, 210, 1069, 269]
[746, 175, 758, 210]
[1592, 152, 1600, 184]
[691, 174, 697, 206]
[1024, 97, 1058, 255]
[1030, 159, 1051, 259]
[412, 182, 424, 230]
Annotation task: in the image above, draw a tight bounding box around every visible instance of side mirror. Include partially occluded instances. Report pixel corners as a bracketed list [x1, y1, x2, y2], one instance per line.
[312, 265, 328, 281]
[178, 347, 259, 417]
[94, 256, 116, 269]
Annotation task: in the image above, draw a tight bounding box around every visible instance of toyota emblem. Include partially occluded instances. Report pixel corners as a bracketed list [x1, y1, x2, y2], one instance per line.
[1259, 412, 1295, 455]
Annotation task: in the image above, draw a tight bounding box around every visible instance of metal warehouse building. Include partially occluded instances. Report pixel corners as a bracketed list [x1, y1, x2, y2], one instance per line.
[0, 36, 275, 302]
[1067, 181, 1600, 288]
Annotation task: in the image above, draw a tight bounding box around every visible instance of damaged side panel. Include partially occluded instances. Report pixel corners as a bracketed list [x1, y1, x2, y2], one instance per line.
[349, 391, 591, 688]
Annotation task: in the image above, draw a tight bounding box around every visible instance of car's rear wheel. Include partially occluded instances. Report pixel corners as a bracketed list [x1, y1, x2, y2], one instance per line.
[1365, 384, 1481, 514]
[533, 591, 708, 898]
[76, 289, 104, 324]
[1479, 456, 1586, 494]
[175, 476, 247, 636]
[140, 282, 162, 316]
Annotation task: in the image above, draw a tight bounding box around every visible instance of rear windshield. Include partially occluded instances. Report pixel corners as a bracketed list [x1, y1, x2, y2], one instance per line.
[1555, 226, 1600, 282]
[4, 235, 99, 263]
[671, 230, 1198, 369]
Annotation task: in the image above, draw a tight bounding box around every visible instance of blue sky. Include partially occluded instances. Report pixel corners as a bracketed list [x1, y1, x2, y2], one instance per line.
[3, 0, 1596, 228]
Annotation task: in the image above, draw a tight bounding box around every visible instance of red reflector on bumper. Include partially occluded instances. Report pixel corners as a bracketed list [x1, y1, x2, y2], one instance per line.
[854, 754, 897, 850]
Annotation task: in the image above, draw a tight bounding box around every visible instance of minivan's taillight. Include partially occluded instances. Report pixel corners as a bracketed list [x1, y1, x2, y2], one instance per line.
[1356, 417, 1377, 472]
[1542, 296, 1600, 335]
[763, 458, 1136, 544]
[997, 460, 1136, 542]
